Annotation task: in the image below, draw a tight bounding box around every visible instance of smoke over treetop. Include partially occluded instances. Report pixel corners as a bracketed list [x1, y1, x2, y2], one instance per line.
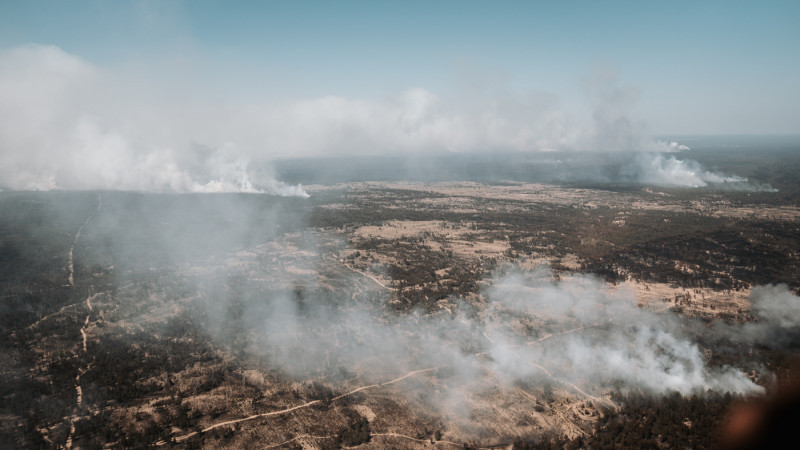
[0, 44, 760, 192]
[207, 249, 763, 399]
[0, 45, 306, 195]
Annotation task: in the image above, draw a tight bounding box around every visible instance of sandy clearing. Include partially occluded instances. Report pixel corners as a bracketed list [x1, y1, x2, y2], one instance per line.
[354, 219, 511, 261]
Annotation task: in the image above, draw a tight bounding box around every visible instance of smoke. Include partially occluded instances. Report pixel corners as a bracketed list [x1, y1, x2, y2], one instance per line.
[0, 44, 307, 195]
[750, 284, 800, 330]
[2, 44, 768, 193]
[576, 66, 764, 189]
[208, 263, 764, 403]
[627, 153, 777, 190]
[482, 269, 761, 395]
[658, 141, 691, 152]
[581, 65, 648, 153]
[719, 284, 800, 345]
[632, 153, 744, 187]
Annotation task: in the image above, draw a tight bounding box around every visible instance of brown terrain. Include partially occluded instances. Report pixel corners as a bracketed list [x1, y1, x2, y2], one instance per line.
[1, 179, 799, 448]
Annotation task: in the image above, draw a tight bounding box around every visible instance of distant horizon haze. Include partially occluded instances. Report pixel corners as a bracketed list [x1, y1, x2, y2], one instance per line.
[0, 0, 797, 136]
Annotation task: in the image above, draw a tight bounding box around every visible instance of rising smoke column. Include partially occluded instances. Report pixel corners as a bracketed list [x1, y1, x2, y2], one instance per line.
[729, 284, 800, 345]
[0, 44, 306, 195]
[214, 261, 763, 400]
[482, 268, 762, 395]
[622, 152, 777, 190]
[0, 44, 769, 193]
[634, 153, 745, 187]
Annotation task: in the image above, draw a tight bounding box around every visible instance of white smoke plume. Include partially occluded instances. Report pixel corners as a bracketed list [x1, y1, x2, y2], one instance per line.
[634, 153, 745, 187]
[0, 44, 760, 192]
[482, 269, 762, 395]
[631, 153, 776, 190]
[750, 284, 800, 330]
[215, 265, 763, 401]
[721, 284, 800, 345]
[659, 141, 691, 152]
[0, 44, 307, 196]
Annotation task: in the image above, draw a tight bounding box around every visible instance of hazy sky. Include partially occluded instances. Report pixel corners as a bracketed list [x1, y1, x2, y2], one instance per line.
[1, 0, 798, 136]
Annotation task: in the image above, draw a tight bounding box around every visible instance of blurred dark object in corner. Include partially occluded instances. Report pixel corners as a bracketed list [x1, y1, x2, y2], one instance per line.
[721, 375, 800, 449]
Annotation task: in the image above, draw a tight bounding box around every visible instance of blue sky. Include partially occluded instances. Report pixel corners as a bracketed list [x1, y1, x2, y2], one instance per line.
[1, 0, 798, 135]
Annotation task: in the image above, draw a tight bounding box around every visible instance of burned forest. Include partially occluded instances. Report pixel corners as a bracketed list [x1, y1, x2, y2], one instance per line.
[2, 145, 800, 449]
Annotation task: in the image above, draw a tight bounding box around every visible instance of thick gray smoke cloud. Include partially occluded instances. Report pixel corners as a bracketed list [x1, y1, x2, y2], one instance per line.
[633, 153, 745, 187]
[0, 45, 307, 195]
[0, 44, 758, 192]
[629, 153, 775, 190]
[485, 269, 761, 395]
[722, 284, 800, 345]
[210, 264, 765, 402]
[750, 284, 800, 329]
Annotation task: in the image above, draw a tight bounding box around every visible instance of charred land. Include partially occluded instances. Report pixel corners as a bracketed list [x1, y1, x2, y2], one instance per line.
[2, 146, 800, 448]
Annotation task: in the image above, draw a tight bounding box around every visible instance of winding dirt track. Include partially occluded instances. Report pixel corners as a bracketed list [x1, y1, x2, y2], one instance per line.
[331, 367, 436, 402]
[343, 263, 396, 291]
[66, 292, 104, 449]
[67, 192, 102, 287]
[263, 434, 330, 448]
[261, 431, 462, 448]
[67, 218, 90, 287]
[157, 291, 612, 447]
[153, 310, 613, 446]
[523, 359, 612, 409]
[65, 193, 102, 449]
[526, 318, 613, 345]
[653, 304, 673, 313]
[521, 317, 616, 410]
[371, 432, 462, 447]
[164, 367, 437, 445]
[171, 400, 323, 443]
[165, 326, 609, 447]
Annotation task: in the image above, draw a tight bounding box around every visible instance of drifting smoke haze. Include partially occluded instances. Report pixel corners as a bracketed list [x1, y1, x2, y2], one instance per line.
[0, 43, 785, 407]
[201, 260, 774, 404]
[0, 44, 770, 192]
[484, 270, 754, 395]
[709, 284, 800, 346]
[628, 153, 776, 190]
[0, 43, 785, 431]
[3, 3, 798, 447]
[749, 284, 800, 331]
[0, 45, 307, 195]
[633, 154, 746, 187]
